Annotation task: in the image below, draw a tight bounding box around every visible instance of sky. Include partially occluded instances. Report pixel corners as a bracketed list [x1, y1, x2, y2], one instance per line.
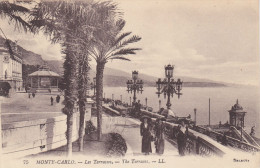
[0, 0, 259, 85]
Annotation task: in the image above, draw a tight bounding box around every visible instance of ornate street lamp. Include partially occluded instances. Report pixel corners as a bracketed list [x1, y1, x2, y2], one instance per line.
[156, 65, 183, 110]
[126, 71, 144, 103]
[90, 77, 96, 96]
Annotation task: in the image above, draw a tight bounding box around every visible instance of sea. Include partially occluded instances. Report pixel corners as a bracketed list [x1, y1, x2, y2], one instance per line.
[103, 86, 260, 137]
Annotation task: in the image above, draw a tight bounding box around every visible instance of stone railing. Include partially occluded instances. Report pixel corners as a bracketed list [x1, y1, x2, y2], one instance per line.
[126, 108, 229, 157]
[162, 121, 226, 157]
[2, 112, 80, 158]
[102, 104, 256, 156]
[193, 125, 260, 153]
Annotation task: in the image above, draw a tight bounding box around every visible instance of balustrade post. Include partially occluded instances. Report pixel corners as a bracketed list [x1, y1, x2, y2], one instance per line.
[195, 137, 200, 154]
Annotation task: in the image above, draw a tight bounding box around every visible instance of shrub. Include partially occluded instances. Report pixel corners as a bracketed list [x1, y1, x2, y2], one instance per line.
[85, 120, 96, 135]
[106, 133, 127, 157]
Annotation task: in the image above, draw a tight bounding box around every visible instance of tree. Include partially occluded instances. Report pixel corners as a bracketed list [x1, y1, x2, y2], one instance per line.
[61, 1, 121, 142]
[88, 17, 142, 140]
[30, 0, 93, 156]
[30, 0, 119, 154]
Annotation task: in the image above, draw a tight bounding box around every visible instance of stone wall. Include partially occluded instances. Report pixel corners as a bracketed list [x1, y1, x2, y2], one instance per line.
[2, 113, 80, 158]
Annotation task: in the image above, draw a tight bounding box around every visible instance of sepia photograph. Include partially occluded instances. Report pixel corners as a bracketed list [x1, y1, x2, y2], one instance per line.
[0, 0, 259, 168]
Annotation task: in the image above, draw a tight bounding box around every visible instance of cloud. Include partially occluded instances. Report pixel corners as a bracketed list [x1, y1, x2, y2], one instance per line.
[0, 0, 259, 85]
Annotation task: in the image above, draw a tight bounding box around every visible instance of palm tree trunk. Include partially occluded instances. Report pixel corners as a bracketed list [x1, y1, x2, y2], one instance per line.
[67, 112, 74, 157]
[78, 54, 88, 151]
[96, 61, 105, 141]
[78, 101, 85, 151]
[63, 33, 78, 157]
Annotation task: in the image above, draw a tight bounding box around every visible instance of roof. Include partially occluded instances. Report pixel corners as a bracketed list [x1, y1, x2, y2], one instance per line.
[28, 70, 60, 77]
[228, 99, 246, 113]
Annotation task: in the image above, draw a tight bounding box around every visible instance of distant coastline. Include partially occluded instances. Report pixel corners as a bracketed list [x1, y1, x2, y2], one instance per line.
[2, 36, 244, 88]
[103, 81, 227, 87]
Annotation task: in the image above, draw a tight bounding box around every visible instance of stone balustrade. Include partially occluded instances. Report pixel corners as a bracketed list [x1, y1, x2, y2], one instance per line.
[2, 113, 80, 158]
[193, 125, 260, 153]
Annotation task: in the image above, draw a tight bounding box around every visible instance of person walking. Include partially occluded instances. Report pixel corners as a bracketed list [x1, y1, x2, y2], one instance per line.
[135, 100, 141, 117]
[176, 121, 188, 156]
[50, 96, 53, 106]
[221, 132, 228, 146]
[154, 118, 166, 155]
[140, 116, 153, 155]
[56, 95, 60, 103]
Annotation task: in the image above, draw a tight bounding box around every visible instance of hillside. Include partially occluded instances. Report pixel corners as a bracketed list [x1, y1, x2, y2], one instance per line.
[0, 36, 45, 65]
[0, 36, 227, 87]
[40, 60, 227, 87]
[30, 59, 228, 87]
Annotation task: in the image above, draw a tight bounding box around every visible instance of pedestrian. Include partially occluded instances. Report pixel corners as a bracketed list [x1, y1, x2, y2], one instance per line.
[140, 116, 153, 155]
[154, 118, 166, 155]
[250, 126, 256, 136]
[56, 95, 60, 103]
[51, 96, 53, 105]
[32, 92, 35, 98]
[135, 100, 141, 117]
[221, 132, 228, 146]
[176, 120, 188, 156]
[28, 93, 31, 98]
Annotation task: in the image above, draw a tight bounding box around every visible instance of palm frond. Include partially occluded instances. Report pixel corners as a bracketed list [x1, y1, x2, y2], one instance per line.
[112, 32, 131, 46]
[0, 2, 30, 14]
[111, 48, 141, 56]
[0, 1, 31, 32]
[110, 56, 130, 61]
[110, 35, 141, 53]
[121, 35, 141, 47]
[8, 13, 32, 32]
[115, 19, 125, 32]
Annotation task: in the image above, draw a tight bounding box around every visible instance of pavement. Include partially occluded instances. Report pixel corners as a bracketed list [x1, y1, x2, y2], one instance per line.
[1, 93, 178, 156]
[91, 113, 179, 157]
[1, 92, 64, 124]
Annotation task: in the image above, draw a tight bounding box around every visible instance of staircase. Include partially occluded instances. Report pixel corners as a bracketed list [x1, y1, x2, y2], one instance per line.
[230, 126, 260, 147]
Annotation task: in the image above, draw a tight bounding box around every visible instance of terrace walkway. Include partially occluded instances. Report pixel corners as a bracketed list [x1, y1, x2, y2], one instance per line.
[1, 92, 64, 124]
[91, 112, 179, 156]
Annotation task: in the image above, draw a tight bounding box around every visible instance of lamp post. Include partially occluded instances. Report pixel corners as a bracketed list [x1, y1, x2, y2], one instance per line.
[240, 118, 243, 141]
[130, 97, 132, 106]
[194, 108, 197, 126]
[156, 64, 183, 110]
[120, 95, 122, 102]
[90, 77, 96, 96]
[159, 100, 161, 110]
[145, 97, 148, 108]
[126, 71, 144, 104]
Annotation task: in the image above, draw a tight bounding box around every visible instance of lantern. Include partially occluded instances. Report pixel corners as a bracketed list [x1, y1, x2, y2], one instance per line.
[132, 71, 138, 80]
[165, 64, 174, 78]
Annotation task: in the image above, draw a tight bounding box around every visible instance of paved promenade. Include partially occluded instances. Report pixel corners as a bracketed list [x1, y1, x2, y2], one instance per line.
[92, 113, 179, 156]
[1, 93, 64, 124]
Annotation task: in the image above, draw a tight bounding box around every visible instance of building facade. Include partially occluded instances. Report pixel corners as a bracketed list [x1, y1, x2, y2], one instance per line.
[0, 38, 23, 95]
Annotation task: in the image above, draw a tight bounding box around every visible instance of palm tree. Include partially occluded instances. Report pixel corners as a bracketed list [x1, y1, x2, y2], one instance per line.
[76, 44, 90, 152]
[30, 1, 94, 156]
[30, 0, 120, 154]
[88, 18, 142, 140]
